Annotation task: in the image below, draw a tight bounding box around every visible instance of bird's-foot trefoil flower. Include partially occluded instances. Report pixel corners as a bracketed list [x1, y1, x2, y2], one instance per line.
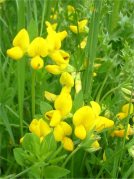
[7, 29, 29, 60]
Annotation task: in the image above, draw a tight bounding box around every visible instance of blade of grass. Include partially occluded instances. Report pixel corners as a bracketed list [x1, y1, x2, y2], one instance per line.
[16, 0, 26, 136]
[0, 105, 15, 145]
[82, 0, 102, 104]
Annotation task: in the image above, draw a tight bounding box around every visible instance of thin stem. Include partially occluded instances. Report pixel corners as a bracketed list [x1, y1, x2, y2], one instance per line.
[31, 70, 36, 118]
[62, 146, 80, 167]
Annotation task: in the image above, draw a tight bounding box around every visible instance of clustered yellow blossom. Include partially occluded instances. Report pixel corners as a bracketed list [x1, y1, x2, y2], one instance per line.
[116, 103, 134, 120]
[73, 101, 114, 140]
[7, 29, 29, 60]
[7, 21, 69, 71]
[70, 19, 88, 34]
[45, 72, 74, 151]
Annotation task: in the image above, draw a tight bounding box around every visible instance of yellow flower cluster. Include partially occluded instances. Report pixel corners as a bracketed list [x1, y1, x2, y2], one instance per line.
[7, 22, 69, 71]
[116, 103, 134, 120]
[73, 101, 114, 140]
[45, 72, 74, 151]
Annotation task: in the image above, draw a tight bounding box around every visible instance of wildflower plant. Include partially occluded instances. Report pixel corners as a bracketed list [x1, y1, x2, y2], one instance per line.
[0, 0, 134, 178]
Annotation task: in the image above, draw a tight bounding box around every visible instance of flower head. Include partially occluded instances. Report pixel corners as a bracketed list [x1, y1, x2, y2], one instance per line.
[30, 56, 44, 70]
[7, 28, 29, 60]
[29, 118, 51, 138]
[70, 19, 88, 34]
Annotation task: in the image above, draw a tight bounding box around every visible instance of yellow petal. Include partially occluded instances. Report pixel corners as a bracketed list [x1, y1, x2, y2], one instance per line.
[44, 91, 57, 102]
[90, 101, 101, 116]
[7, 46, 24, 60]
[54, 90, 72, 117]
[28, 37, 48, 57]
[45, 65, 63, 75]
[73, 106, 95, 131]
[67, 5, 75, 14]
[13, 28, 29, 52]
[122, 103, 134, 115]
[30, 56, 44, 70]
[47, 31, 61, 51]
[29, 119, 41, 137]
[60, 72, 74, 88]
[116, 112, 127, 120]
[62, 137, 74, 151]
[49, 50, 69, 66]
[20, 137, 24, 143]
[95, 116, 114, 132]
[39, 118, 51, 137]
[80, 38, 87, 49]
[69, 25, 77, 34]
[53, 124, 64, 141]
[74, 125, 86, 140]
[91, 140, 100, 149]
[57, 31, 68, 41]
[50, 110, 62, 127]
[60, 121, 72, 136]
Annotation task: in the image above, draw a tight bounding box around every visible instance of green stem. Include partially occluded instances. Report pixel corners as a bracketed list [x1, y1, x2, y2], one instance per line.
[32, 70, 36, 118]
[62, 146, 80, 167]
[100, 86, 120, 103]
[82, 0, 102, 104]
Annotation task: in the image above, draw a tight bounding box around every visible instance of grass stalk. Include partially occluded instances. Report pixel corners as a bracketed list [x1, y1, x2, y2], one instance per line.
[16, 0, 25, 136]
[82, 0, 102, 104]
[31, 70, 36, 118]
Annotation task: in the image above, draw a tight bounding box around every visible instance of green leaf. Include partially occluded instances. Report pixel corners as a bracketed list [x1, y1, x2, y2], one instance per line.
[40, 101, 53, 114]
[22, 133, 40, 157]
[13, 148, 25, 166]
[44, 165, 70, 179]
[72, 90, 84, 112]
[40, 132, 57, 156]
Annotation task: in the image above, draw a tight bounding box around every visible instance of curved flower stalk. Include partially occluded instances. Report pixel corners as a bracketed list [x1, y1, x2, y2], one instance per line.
[7, 29, 29, 60]
[73, 101, 114, 140]
[70, 19, 88, 34]
[116, 103, 134, 120]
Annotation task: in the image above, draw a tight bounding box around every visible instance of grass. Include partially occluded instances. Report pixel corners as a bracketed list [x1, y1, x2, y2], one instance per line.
[0, 0, 134, 178]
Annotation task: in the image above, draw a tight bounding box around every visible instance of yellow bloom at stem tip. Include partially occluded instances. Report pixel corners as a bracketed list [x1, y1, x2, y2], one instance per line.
[60, 72, 74, 89]
[29, 118, 51, 138]
[116, 103, 134, 120]
[53, 121, 73, 151]
[54, 90, 72, 117]
[70, 19, 88, 34]
[73, 101, 114, 140]
[7, 28, 29, 60]
[28, 37, 48, 57]
[30, 56, 44, 70]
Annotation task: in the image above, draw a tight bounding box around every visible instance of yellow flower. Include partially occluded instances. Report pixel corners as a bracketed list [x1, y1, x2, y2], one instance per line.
[45, 110, 62, 127]
[44, 91, 57, 102]
[73, 106, 95, 139]
[29, 118, 51, 138]
[53, 121, 73, 151]
[73, 101, 114, 140]
[45, 64, 65, 75]
[111, 124, 134, 139]
[62, 137, 74, 151]
[54, 89, 72, 117]
[79, 38, 87, 49]
[70, 19, 88, 34]
[67, 5, 75, 15]
[60, 72, 74, 89]
[116, 103, 134, 120]
[91, 140, 100, 150]
[7, 47, 24, 60]
[28, 37, 48, 57]
[7, 28, 29, 60]
[30, 56, 44, 70]
[57, 31, 68, 41]
[49, 50, 70, 66]
[74, 125, 87, 140]
[45, 21, 57, 31]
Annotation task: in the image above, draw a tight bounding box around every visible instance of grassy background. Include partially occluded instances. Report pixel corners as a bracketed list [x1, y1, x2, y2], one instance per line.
[0, 0, 134, 178]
